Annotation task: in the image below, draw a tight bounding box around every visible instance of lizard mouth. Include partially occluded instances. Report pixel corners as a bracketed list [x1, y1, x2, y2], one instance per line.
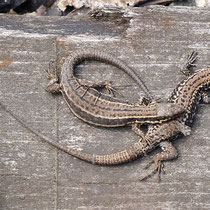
[157, 103, 185, 119]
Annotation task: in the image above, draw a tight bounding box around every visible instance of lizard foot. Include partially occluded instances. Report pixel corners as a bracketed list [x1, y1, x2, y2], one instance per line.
[139, 156, 165, 182]
[104, 82, 122, 97]
[45, 61, 58, 81]
[78, 79, 122, 97]
[181, 51, 198, 76]
[45, 61, 61, 93]
[139, 141, 178, 182]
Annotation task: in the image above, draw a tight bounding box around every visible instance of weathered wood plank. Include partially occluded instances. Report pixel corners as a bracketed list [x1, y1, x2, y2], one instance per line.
[0, 6, 209, 209]
[0, 36, 58, 209]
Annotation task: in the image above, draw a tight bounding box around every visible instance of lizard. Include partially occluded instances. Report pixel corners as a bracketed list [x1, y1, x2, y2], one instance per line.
[45, 50, 184, 129]
[1, 51, 202, 181]
[2, 65, 207, 181]
[43, 65, 208, 181]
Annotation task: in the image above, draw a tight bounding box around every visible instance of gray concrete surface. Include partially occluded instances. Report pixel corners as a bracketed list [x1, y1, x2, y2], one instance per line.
[0, 6, 210, 209]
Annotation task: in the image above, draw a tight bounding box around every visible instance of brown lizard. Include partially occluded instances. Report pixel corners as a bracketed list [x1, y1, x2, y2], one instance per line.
[50, 66, 209, 180]
[2, 65, 207, 181]
[2, 51, 206, 181]
[46, 50, 184, 129]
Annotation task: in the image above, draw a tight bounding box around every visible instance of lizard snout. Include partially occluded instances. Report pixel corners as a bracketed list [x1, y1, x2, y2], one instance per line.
[157, 103, 185, 118]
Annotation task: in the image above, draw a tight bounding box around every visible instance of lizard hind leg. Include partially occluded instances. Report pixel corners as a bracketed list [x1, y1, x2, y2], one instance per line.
[78, 79, 121, 97]
[140, 141, 178, 182]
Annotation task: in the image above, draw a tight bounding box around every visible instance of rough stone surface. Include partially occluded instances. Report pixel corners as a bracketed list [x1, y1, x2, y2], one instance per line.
[0, 6, 209, 209]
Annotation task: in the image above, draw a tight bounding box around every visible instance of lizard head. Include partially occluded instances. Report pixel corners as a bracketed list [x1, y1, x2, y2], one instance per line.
[156, 103, 185, 119]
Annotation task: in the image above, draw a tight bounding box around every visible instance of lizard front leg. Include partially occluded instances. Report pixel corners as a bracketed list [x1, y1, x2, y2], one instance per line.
[131, 123, 154, 146]
[131, 123, 145, 140]
[181, 51, 198, 76]
[140, 141, 178, 182]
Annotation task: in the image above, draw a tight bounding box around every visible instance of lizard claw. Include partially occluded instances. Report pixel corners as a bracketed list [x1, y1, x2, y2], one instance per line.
[104, 82, 122, 97]
[181, 51, 198, 76]
[45, 61, 60, 93]
[45, 61, 58, 81]
[140, 157, 164, 182]
[77, 80, 122, 97]
[139, 141, 178, 182]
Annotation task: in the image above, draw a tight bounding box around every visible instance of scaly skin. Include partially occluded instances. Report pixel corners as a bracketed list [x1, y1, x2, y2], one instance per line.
[1, 52, 209, 181]
[59, 68, 209, 167]
[1, 68, 209, 171]
[46, 50, 184, 127]
[44, 68, 210, 169]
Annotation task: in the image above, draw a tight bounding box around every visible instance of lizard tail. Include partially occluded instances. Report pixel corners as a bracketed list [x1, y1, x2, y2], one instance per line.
[58, 140, 146, 165]
[0, 101, 146, 165]
[66, 50, 153, 102]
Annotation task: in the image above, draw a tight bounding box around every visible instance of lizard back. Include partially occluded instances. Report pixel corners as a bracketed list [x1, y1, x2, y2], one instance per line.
[57, 67, 210, 165]
[60, 50, 184, 127]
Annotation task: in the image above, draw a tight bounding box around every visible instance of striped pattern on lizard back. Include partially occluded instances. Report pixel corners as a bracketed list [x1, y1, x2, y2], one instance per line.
[60, 50, 184, 127]
[54, 67, 210, 165]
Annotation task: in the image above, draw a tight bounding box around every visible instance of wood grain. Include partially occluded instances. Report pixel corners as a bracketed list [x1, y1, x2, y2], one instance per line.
[0, 6, 209, 209]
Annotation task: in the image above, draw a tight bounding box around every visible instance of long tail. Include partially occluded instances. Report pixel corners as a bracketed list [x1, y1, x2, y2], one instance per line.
[0, 101, 146, 165]
[66, 50, 153, 102]
[58, 140, 146, 165]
